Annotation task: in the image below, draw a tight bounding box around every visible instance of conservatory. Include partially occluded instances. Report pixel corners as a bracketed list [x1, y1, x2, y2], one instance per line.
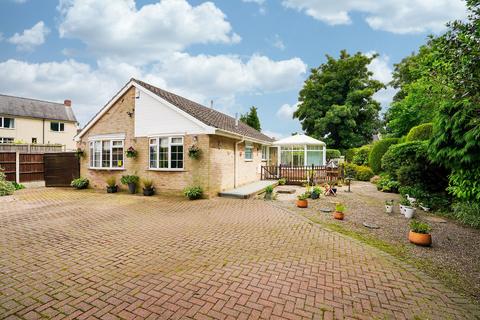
[272, 134, 326, 166]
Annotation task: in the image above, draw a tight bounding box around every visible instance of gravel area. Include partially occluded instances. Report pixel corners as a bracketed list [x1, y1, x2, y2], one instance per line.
[270, 181, 480, 303]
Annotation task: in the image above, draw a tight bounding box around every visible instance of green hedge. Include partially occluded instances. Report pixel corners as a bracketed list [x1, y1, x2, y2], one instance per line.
[345, 163, 374, 181]
[344, 148, 357, 162]
[406, 123, 433, 141]
[368, 138, 399, 174]
[352, 145, 372, 166]
[326, 149, 341, 160]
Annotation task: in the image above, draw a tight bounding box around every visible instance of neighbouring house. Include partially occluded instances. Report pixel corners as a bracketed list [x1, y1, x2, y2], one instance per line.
[0, 94, 78, 149]
[75, 78, 274, 197]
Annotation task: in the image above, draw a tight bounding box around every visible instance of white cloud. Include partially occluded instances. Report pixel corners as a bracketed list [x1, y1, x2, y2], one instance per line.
[276, 102, 299, 119]
[58, 0, 241, 63]
[281, 0, 467, 34]
[263, 130, 284, 140]
[367, 52, 392, 84]
[269, 34, 285, 50]
[242, 0, 265, 4]
[8, 21, 50, 51]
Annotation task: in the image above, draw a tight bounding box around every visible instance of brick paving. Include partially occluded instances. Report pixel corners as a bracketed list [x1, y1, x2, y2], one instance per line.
[0, 188, 478, 319]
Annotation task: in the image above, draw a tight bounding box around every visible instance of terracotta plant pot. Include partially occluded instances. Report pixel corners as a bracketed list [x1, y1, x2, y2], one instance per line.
[333, 211, 344, 220]
[408, 231, 432, 246]
[296, 199, 308, 208]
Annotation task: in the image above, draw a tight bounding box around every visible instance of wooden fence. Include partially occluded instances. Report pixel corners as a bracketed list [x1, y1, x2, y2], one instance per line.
[0, 144, 65, 153]
[0, 152, 44, 183]
[261, 165, 340, 185]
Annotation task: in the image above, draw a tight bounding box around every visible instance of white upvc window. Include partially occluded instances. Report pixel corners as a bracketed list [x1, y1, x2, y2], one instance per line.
[244, 142, 253, 161]
[0, 137, 14, 144]
[50, 122, 65, 132]
[89, 139, 124, 169]
[0, 117, 15, 129]
[149, 136, 184, 170]
[261, 145, 269, 161]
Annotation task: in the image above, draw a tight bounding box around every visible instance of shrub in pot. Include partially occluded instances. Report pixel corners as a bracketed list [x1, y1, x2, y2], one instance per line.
[296, 193, 308, 208]
[385, 200, 394, 213]
[264, 185, 274, 200]
[278, 178, 287, 185]
[408, 220, 432, 246]
[184, 186, 203, 200]
[120, 175, 139, 194]
[404, 206, 416, 219]
[333, 203, 345, 220]
[311, 186, 322, 199]
[71, 177, 89, 190]
[142, 179, 155, 196]
[399, 198, 410, 216]
[106, 176, 118, 193]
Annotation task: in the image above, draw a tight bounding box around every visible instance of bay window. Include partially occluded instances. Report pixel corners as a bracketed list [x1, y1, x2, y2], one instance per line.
[149, 136, 184, 170]
[89, 139, 124, 169]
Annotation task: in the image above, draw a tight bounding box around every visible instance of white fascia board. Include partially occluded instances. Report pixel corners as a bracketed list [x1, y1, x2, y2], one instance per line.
[215, 129, 273, 145]
[88, 133, 126, 141]
[132, 83, 216, 134]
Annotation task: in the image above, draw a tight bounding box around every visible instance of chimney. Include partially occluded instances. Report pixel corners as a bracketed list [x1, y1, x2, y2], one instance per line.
[210, 100, 213, 109]
[235, 113, 239, 127]
[64, 99, 72, 107]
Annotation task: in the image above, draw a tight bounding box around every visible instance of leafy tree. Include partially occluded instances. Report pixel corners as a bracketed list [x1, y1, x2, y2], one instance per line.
[428, 0, 480, 201]
[240, 106, 261, 131]
[294, 50, 384, 150]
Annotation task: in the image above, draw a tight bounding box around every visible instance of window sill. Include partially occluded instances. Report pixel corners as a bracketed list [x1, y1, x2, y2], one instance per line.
[89, 167, 125, 171]
[245, 159, 253, 162]
[0, 128, 15, 130]
[148, 168, 185, 172]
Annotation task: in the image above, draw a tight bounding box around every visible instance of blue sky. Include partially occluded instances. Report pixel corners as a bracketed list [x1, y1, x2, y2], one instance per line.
[0, 0, 467, 138]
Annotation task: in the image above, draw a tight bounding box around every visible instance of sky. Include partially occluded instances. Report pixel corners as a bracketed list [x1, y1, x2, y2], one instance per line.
[0, 0, 468, 139]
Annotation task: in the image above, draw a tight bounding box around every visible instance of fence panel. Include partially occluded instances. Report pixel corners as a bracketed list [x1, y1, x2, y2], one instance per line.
[44, 152, 79, 187]
[0, 152, 16, 182]
[19, 153, 44, 182]
[261, 165, 339, 185]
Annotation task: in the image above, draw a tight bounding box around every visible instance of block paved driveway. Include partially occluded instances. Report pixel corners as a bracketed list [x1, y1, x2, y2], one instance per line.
[0, 188, 478, 320]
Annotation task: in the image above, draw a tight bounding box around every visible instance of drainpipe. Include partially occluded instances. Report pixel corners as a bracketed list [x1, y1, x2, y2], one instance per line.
[42, 119, 45, 144]
[234, 138, 244, 188]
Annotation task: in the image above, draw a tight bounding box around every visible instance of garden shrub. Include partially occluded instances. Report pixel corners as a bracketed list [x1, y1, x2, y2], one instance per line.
[183, 186, 203, 200]
[0, 169, 15, 196]
[450, 201, 480, 229]
[352, 145, 372, 166]
[344, 163, 374, 181]
[375, 173, 400, 193]
[406, 123, 433, 141]
[447, 168, 480, 202]
[326, 149, 341, 160]
[344, 148, 357, 163]
[71, 177, 89, 189]
[368, 138, 399, 174]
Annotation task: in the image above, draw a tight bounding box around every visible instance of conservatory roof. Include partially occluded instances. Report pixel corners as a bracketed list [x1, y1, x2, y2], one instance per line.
[273, 134, 325, 146]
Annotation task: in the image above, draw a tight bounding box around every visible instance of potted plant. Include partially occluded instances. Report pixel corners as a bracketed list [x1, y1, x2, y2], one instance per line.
[385, 200, 394, 213]
[278, 178, 287, 185]
[408, 220, 432, 246]
[75, 148, 85, 159]
[125, 146, 138, 158]
[188, 145, 201, 160]
[304, 185, 312, 198]
[70, 177, 89, 190]
[106, 176, 118, 193]
[142, 179, 155, 196]
[311, 186, 322, 199]
[120, 175, 139, 194]
[399, 198, 410, 216]
[404, 205, 415, 219]
[296, 193, 308, 208]
[264, 185, 274, 200]
[183, 186, 203, 200]
[333, 203, 345, 220]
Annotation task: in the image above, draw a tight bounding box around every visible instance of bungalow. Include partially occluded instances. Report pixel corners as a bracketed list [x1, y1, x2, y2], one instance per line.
[75, 79, 274, 197]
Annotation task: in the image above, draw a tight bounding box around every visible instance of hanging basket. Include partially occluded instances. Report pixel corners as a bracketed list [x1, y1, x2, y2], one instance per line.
[126, 146, 138, 158]
[188, 145, 202, 160]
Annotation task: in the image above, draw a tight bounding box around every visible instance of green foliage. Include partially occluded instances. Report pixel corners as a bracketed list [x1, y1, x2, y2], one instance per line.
[239, 106, 262, 131]
[264, 185, 274, 194]
[0, 180, 15, 196]
[183, 186, 203, 200]
[297, 193, 309, 200]
[352, 145, 372, 166]
[294, 50, 384, 150]
[106, 176, 116, 187]
[142, 179, 154, 189]
[447, 169, 480, 202]
[368, 138, 399, 173]
[344, 163, 374, 181]
[376, 174, 400, 193]
[409, 220, 431, 234]
[278, 178, 286, 185]
[71, 177, 89, 189]
[12, 182, 25, 190]
[450, 201, 480, 229]
[406, 123, 433, 142]
[344, 148, 357, 162]
[326, 149, 341, 160]
[312, 186, 323, 195]
[120, 175, 139, 185]
[335, 203, 345, 213]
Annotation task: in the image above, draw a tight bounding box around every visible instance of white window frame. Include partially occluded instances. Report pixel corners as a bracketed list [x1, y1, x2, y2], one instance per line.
[0, 137, 14, 144]
[0, 117, 15, 129]
[89, 139, 124, 170]
[245, 142, 253, 161]
[148, 136, 184, 171]
[50, 121, 65, 132]
[261, 145, 269, 161]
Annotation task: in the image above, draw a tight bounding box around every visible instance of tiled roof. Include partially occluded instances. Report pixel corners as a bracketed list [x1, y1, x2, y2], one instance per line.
[132, 79, 273, 143]
[0, 94, 77, 122]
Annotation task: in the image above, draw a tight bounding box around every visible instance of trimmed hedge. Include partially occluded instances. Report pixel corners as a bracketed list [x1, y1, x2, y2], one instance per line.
[352, 145, 372, 166]
[368, 138, 399, 174]
[345, 163, 374, 181]
[344, 148, 357, 162]
[406, 123, 433, 141]
[326, 149, 341, 160]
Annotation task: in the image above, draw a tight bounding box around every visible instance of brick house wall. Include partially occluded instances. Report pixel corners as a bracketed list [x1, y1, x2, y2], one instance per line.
[78, 86, 267, 198]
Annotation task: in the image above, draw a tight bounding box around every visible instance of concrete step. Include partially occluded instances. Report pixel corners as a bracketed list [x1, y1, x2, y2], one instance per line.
[219, 180, 278, 199]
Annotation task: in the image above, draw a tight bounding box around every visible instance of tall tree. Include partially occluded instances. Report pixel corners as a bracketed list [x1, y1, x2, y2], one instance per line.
[294, 50, 384, 150]
[240, 106, 261, 131]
